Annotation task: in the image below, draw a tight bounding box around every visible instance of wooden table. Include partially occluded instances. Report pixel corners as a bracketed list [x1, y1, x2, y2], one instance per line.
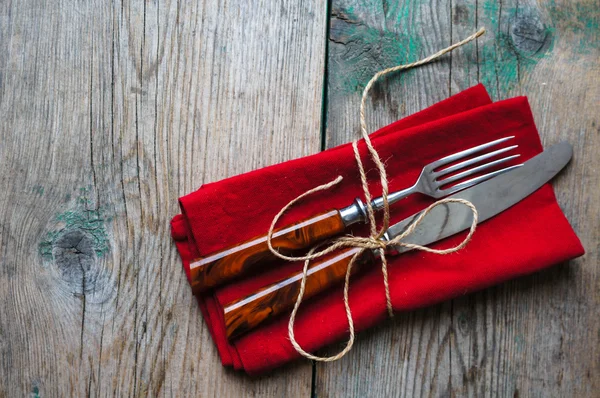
[1, 0, 597, 396]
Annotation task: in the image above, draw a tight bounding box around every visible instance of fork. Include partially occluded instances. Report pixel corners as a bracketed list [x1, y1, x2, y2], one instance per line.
[189, 136, 520, 294]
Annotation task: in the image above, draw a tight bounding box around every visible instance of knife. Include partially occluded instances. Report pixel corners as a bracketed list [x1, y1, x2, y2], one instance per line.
[222, 142, 573, 341]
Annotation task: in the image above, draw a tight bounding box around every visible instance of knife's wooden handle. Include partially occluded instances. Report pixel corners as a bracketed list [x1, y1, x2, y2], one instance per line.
[223, 247, 374, 341]
[190, 210, 347, 294]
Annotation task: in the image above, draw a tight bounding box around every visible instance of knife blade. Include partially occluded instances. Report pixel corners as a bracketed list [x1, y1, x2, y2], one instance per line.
[384, 141, 573, 251]
[222, 142, 572, 340]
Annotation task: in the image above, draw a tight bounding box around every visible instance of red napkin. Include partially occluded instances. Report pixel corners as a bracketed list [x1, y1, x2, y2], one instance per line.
[171, 84, 584, 375]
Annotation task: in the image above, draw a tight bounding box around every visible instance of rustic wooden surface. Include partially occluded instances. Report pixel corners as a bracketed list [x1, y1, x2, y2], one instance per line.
[319, 0, 599, 397]
[0, 0, 597, 397]
[0, 0, 324, 396]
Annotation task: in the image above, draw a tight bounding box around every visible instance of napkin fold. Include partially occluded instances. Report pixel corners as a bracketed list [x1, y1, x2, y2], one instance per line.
[171, 84, 584, 375]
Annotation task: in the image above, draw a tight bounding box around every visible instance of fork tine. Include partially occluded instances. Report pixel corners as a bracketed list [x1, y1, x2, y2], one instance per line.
[428, 136, 515, 170]
[440, 164, 523, 194]
[438, 154, 521, 186]
[435, 145, 518, 178]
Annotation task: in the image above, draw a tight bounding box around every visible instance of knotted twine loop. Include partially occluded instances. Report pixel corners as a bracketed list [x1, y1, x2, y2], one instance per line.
[267, 28, 485, 362]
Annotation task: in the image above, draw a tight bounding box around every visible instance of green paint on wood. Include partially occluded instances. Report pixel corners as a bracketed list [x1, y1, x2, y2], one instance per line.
[328, 4, 425, 95]
[478, 2, 556, 99]
[478, 0, 599, 99]
[327, 0, 596, 102]
[327, 1, 557, 101]
[39, 187, 109, 260]
[514, 334, 525, 352]
[32, 185, 44, 196]
[547, 0, 599, 54]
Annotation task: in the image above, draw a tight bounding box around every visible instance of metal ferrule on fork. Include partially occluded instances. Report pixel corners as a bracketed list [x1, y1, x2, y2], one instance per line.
[339, 136, 521, 227]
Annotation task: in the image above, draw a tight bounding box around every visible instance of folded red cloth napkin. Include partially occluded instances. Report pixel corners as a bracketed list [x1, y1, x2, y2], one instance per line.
[171, 84, 584, 375]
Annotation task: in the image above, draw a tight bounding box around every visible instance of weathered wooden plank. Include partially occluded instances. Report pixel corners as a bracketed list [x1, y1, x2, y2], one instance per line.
[325, 0, 453, 149]
[0, 0, 325, 396]
[317, 0, 599, 396]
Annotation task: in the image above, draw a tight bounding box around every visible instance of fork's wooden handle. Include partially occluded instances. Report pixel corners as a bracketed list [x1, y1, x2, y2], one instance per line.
[189, 210, 347, 294]
[223, 247, 374, 341]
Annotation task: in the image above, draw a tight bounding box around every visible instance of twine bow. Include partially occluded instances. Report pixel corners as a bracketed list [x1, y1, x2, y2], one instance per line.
[267, 28, 485, 362]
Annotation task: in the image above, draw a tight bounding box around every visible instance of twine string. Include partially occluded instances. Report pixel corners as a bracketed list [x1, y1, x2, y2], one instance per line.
[267, 28, 485, 362]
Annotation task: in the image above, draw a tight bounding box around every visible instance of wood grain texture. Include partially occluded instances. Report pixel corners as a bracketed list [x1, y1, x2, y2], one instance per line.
[0, 0, 325, 396]
[1, 0, 597, 395]
[189, 209, 346, 294]
[317, 0, 599, 396]
[224, 247, 367, 341]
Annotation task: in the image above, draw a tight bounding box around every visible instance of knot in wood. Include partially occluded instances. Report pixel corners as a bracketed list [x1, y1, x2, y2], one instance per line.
[510, 12, 548, 55]
[52, 229, 105, 297]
